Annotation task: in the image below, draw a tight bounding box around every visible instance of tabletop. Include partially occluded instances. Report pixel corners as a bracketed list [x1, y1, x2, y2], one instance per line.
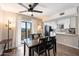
[25, 38, 42, 48]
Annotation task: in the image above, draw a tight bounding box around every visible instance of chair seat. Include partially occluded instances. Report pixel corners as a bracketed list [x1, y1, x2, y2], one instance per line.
[34, 48, 46, 55]
[34, 44, 46, 55]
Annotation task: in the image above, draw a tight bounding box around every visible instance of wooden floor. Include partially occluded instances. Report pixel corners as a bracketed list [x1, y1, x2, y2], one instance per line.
[2, 43, 79, 56]
[56, 44, 79, 56]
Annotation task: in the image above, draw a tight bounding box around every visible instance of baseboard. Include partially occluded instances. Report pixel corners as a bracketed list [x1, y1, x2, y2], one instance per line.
[57, 42, 79, 49]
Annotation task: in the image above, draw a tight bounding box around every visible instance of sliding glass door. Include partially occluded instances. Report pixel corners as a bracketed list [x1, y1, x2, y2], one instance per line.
[21, 21, 32, 43]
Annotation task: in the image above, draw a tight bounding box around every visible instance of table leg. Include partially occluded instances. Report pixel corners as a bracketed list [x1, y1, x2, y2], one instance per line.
[29, 47, 34, 56]
[53, 39, 56, 56]
[31, 49, 34, 56]
[55, 39, 56, 54]
[29, 48, 31, 56]
[24, 43, 26, 56]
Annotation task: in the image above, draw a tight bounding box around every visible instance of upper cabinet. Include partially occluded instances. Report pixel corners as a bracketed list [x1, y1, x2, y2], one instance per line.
[70, 17, 76, 28]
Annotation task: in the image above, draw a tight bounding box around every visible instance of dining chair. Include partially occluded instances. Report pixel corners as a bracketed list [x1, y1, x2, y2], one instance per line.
[33, 37, 47, 56]
[46, 36, 56, 56]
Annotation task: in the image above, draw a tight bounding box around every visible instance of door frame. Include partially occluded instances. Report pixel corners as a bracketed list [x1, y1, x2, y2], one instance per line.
[16, 19, 32, 47]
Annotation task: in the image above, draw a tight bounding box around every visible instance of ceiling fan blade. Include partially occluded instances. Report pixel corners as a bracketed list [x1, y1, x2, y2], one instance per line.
[32, 10, 43, 13]
[19, 10, 28, 13]
[18, 3, 28, 9]
[32, 3, 39, 9]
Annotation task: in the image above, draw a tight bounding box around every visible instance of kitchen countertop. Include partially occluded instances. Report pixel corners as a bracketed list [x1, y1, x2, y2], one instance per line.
[56, 32, 78, 36]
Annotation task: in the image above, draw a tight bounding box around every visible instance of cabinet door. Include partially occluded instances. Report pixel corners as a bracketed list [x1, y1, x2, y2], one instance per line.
[70, 17, 76, 28]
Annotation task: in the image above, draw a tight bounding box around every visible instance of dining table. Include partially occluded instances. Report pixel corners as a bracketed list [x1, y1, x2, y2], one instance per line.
[23, 36, 56, 56]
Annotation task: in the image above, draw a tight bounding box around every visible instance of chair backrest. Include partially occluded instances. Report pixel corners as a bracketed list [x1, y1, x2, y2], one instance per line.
[43, 36, 56, 48]
[37, 37, 47, 53]
[49, 36, 56, 43]
[29, 33, 42, 40]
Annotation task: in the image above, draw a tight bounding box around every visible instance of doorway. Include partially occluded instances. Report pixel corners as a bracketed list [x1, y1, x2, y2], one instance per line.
[21, 21, 32, 44]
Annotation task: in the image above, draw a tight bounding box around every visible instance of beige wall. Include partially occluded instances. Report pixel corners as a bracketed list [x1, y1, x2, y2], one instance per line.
[32, 19, 43, 33]
[0, 9, 3, 42]
[0, 9, 18, 48]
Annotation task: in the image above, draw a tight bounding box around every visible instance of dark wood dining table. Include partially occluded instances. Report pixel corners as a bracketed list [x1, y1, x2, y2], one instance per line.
[24, 36, 56, 56]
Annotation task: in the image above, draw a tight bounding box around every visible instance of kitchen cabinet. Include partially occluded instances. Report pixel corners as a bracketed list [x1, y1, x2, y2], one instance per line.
[70, 17, 76, 28]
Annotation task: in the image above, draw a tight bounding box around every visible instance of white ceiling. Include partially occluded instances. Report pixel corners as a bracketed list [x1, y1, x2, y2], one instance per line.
[0, 3, 79, 19]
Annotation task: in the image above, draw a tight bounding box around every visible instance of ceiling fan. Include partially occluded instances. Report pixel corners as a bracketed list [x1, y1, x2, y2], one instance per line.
[18, 3, 43, 13]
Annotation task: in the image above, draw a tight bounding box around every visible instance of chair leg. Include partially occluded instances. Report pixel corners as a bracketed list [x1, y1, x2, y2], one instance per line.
[38, 54, 40, 56]
[45, 50, 47, 56]
[53, 46, 56, 56]
[31, 49, 34, 56]
[48, 50, 50, 56]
